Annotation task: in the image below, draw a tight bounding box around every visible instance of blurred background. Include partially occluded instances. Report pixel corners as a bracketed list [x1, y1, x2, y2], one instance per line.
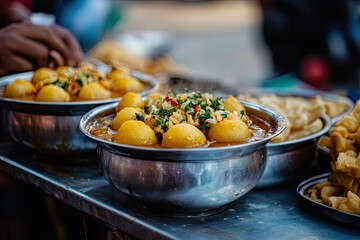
[31, 0, 271, 89]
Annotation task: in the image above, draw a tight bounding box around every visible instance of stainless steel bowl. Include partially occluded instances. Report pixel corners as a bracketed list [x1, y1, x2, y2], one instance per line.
[0, 71, 159, 156]
[256, 115, 332, 188]
[79, 101, 286, 216]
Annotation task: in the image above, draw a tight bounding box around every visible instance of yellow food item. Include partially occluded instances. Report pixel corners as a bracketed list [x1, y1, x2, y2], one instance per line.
[77, 82, 111, 101]
[108, 69, 129, 80]
[162, 124, 207, 148]
[4, 79, 36, 99]
[114, 120, 158, 146]
[238, 93, 328, 142]
[112, 77, 144, 93]
[116, 92, 144, 112]
[208, 119, 250, 142]
[35, 84, 70, 102]
[32, 67, 58, 89]
[111, 107, 143, 131]
[224, 95, 245, 116]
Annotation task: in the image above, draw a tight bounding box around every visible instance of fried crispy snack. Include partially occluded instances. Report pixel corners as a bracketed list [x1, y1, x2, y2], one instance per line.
[306, 181, 343, 205]
[312, 100, 360, 215]
[238, 94, 327, 142]
[288, 118, 323, 140]
[329, 191, 360, 214]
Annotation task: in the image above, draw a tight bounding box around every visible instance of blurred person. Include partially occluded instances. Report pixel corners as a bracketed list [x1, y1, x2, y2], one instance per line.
[0, 22, 83, 76]
[260, 0, 360, 90]
[0, 0, 83, 76]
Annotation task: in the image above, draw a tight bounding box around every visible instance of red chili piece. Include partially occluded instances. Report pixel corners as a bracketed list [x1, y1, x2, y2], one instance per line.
[165, 96, 178, 107]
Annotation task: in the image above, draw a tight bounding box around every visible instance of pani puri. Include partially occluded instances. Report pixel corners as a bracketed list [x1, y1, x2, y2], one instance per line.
[116, 92, 144, 112]
[224, 95, 245, 116]
[111, 107, 143, 131]
[162, 124, 207, 148]
[35, 84, 70, 102]
[4, 79, 36, 99]
[77, 82, 111, 101]
[112, 77, 144, 93]
[32, 67, 58, 89]
[114, 120, 158, 146]
[208, 119, 250, 143]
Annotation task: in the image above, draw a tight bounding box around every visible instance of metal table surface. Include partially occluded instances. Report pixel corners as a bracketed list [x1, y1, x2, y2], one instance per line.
[0, 137, 359, 240]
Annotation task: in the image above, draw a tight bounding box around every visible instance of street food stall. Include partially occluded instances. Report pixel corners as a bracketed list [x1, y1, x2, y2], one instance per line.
[0, 69, 359, 239]
[1, 1, 360, 239]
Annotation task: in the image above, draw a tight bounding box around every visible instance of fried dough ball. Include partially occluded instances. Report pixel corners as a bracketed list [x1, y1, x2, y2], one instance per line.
[114, 120, 158, 146]
[108, 69, 129, 80]
[112, 77, 144, 93]
[35, 84, 70, 102]
[109, 69, 144, 93]
[32, 67, 58, 89]
[77, 82, 111, 101]
[116, 92, 144, 112]
[162, 124, 207, 148]
[208, 119, 250, 142]
[224, 95, 245, 116]
[111, 107, 144, 131]
[4, 79, 36, 99]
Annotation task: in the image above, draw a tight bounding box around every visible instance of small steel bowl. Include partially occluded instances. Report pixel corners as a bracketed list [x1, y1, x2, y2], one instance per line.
[0, 71, 158, 156]
[79, 101, 286, 216]
[256, 115, 332, 188]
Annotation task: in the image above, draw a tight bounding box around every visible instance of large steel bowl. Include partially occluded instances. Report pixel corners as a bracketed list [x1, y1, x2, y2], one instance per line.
[79, 101, 286, 216]
[0, 71, 158, 156]
[256, 115, 332, 188]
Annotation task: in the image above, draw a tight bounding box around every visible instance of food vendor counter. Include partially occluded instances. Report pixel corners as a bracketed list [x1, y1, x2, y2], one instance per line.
[0, 136, 358, 240]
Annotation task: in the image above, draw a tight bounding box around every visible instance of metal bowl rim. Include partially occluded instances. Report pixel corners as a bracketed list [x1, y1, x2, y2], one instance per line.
[0, 70, 159, 107]
[79, 100, 287, 153]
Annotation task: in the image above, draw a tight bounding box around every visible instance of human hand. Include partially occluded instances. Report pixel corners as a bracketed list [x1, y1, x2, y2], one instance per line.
[0, 22, 84, 76]
[0, 2, 30, 28]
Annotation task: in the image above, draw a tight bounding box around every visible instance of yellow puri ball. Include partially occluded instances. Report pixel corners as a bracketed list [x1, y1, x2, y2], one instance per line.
[116, 92, 144, 112]
[208, 119, 250, 142]
[112, 77, 144, 93]
[4, 79, 36, 99]
[108, 69, 128, 80]
[114, 120, 158, 146]
[78, 82, 111, 101]
[224, 95, 245, 116]
[35, 85, 70, 102]
[32, 67, 58, 87]
[162, 124, 207, 148]
[111, 107, 143, 131]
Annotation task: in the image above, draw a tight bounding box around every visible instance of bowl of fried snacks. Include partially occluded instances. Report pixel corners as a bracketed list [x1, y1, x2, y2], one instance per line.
[238, 89, 338, 187]
[297, 173, 360, 227]
[0, 63, 158, 156]
[308, 100, 360, 216]
[79, 91, 286, 217]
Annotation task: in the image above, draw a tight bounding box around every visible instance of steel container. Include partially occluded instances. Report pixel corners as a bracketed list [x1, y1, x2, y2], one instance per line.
[0, 71, 158, 156]
[256, 115, 331, 188]
[79, 101, 286, 216]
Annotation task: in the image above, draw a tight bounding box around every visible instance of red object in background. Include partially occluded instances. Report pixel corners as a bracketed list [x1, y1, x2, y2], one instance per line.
[300, 56, 330, 89]
[0, 172, 8, 188]
[0, 0, 31, 8]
